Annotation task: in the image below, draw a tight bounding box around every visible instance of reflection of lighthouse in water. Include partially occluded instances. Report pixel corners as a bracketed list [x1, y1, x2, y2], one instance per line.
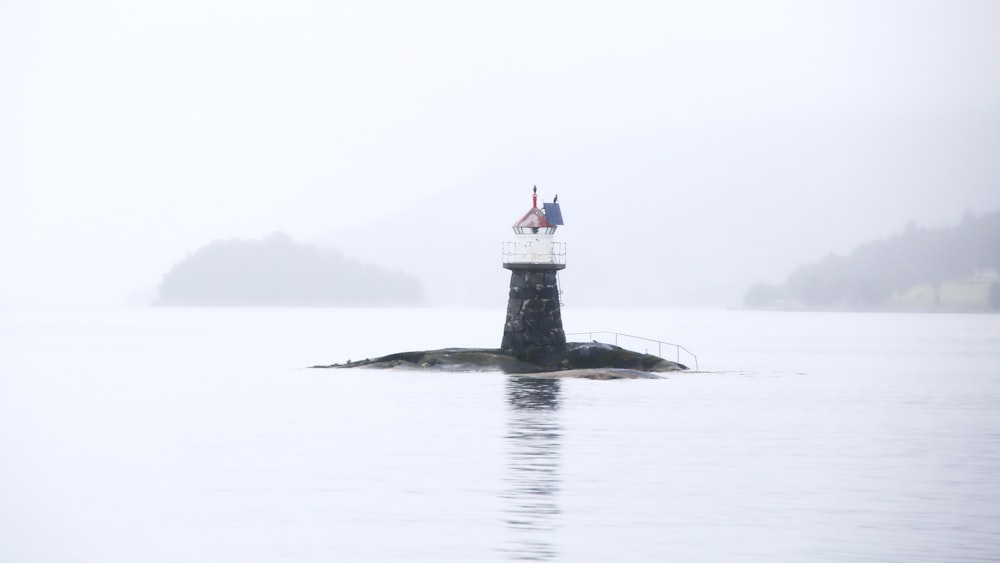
[501, 377, 562, 561]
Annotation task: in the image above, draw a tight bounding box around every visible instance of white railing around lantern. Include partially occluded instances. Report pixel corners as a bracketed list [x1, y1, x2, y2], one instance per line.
[501, 240, 566, 267]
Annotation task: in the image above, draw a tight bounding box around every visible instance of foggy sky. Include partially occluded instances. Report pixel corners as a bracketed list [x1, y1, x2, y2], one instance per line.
[3, 1, 999, 306]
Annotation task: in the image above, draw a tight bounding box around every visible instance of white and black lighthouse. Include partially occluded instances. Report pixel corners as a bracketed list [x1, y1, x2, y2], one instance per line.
[501, 187, 567, 363]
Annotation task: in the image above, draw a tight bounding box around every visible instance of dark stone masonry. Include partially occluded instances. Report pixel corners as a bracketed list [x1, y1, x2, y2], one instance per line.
[501, 269, 567, 364]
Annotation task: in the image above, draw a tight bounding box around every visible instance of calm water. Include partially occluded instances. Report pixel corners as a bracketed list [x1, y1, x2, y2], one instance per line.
[1, 307, 998, 562]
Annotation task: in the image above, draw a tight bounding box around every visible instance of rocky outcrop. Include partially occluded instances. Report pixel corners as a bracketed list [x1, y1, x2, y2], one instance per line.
[312, 341, 688, 379]
[317, 348, 540, 373]
[548, 341, 687, 372]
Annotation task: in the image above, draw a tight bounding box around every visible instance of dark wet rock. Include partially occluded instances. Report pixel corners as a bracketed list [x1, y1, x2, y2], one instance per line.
[314, 348, 540, 373]
[312, 341, 687, 378]
[549, 341, 688, 372]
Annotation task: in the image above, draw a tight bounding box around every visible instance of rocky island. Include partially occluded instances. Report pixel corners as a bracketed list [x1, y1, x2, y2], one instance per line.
[314, 188, 695, 380]
[157, 232, 424, 306]
[312, 341, 689, 379]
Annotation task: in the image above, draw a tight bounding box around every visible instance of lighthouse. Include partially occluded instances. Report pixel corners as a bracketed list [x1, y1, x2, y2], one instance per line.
[501, 186, 567, 363]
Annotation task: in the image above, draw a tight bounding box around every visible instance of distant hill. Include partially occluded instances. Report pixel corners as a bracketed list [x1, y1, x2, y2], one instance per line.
[744, 209, 1000, 312]
[157, 232, 424, 306]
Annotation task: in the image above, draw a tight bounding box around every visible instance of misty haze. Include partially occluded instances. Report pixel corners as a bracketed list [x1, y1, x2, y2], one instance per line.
[156, 232, 424, 306]
[3, 2, 999, 307]
[744, 209, 1000, 312]
[3, 3, 1000, 562]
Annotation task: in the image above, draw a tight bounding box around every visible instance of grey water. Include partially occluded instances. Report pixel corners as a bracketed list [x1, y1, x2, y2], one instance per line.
[1, 307, 998, 562]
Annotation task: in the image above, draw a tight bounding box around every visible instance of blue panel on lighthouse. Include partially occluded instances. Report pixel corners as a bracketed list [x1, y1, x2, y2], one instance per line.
[543, 203, 564, 225]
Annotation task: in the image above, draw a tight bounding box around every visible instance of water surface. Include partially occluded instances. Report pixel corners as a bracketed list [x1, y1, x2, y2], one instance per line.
[1, 307, 998, 562]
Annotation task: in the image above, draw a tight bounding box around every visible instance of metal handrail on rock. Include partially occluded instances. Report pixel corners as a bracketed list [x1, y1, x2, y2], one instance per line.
[565, 331, 699, 370]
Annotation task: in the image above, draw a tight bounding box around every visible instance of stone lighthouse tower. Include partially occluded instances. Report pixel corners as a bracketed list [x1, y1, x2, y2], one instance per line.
[501, 186, 567, 364]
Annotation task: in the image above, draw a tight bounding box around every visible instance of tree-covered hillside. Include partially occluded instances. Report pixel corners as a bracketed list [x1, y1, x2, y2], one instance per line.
[157, 232, 424, 306]
[744, 209, 1000, 311]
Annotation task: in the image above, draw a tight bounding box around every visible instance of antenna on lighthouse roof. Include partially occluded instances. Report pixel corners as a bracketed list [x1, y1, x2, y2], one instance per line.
[532, 185, 538, 208]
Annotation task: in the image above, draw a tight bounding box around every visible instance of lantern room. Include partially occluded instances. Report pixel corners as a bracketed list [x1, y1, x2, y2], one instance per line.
[502, 186, 566, 270]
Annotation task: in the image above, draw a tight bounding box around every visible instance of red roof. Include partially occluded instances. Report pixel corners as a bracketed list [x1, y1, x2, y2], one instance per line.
[513, 207, 550, 229]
